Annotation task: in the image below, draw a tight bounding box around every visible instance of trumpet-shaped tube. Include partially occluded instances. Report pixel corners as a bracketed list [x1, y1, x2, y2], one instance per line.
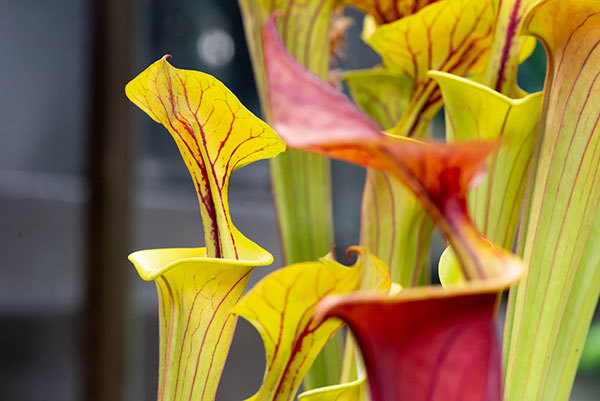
[129, 248, 272, 401]
[316, 263, 523, 401]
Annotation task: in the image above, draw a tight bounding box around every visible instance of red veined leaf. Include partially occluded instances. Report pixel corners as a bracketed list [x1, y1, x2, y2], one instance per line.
[503, 1, 600, 399]
[126, 57, 284, 260]
[339, 0, 443, 24]
[263, 14, 519, 280]
[129, 248, 273, 401]
[235, 247, 391, 401]
[367, 0, 496, 137]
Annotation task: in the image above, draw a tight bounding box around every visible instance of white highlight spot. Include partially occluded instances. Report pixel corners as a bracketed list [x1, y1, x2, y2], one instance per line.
[197, 29, 235, 68]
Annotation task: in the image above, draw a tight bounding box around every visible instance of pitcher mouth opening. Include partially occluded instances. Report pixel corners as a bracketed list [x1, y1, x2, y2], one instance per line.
[128, 247, 273, 281]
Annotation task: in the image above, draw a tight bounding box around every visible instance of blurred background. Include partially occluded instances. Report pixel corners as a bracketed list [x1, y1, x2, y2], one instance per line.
[0, 0, 597, 400]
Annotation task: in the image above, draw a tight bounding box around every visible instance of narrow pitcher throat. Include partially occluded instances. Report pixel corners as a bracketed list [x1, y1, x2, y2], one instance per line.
[195, 174, 223, 259]
[417, 191, 501, 281]
[193, 169, 236, 260]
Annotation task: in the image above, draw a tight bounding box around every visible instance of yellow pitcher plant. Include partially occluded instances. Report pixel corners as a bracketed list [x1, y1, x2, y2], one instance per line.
[125, 0, 600, 400]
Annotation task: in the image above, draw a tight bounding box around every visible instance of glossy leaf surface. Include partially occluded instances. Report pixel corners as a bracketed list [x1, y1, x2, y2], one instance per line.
[316, 263, 523, 401]
[368, 0, 496, 137]
[129, 248, 272, 401]
[126, 57, 284, 260]
[235, 248, 391, 401]
[504, 1, 600, 400]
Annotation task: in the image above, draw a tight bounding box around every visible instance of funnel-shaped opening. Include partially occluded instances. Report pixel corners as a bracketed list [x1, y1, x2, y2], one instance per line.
[316, 263, 523, 401]
[128, 247, 272, 281]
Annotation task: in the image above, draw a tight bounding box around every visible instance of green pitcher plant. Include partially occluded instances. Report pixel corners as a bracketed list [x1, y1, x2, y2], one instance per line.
[237, 0, 342, 386]
[125, 0, 600, 400]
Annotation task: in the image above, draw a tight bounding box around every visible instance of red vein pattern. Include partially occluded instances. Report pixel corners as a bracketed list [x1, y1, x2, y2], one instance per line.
[264, 16, 518, 280]
[126, 57, 284, 259]
[481, 0, 538, 96]
[368, 0, 496, 137]
[235, 251, 390, 401]
[154, 257, 254, 401]
[341, 0, 442, 24]
[128, 247, 270, 401]
[493, 0, 523, 93]
[504, 1, 600, 400]
[343, 69, 414, 131]
[239, 2, 344, 389]
[375, 139, 514, 280]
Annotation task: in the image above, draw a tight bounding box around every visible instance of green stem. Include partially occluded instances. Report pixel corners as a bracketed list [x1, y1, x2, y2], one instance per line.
[340, 331, 358, 384]
[271, 150, 333, 264]
[502, 3, 600, 399]
[360, 169, 434, 287]
[477, 0, 541, 373]
[482, 0, 536, 97]
[270, 149, 342, 389]
[542, 205, 600, 400]
[237, 0, 341, 390]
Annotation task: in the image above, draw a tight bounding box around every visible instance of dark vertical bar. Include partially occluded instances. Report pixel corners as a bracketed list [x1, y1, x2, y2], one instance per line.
[84, 0, 135, 400]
